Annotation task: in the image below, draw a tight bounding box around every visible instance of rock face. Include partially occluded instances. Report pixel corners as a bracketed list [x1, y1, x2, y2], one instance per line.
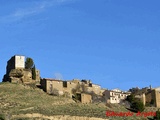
[3, 69, 33, 83]
[9, 69, 24, 78]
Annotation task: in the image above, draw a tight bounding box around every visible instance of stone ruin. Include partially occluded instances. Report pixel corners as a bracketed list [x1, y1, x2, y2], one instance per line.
[3, 55, 40, 84]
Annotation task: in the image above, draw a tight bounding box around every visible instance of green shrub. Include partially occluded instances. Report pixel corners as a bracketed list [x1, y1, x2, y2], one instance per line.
[131, 101, 145, 112]
[154, 109, 160, 120]
[126, 94, 145, 112]
[126, 94, 135, 103]
[0, 114, 5, 120]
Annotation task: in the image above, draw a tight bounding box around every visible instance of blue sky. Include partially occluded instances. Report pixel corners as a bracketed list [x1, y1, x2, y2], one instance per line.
[0, 0, 160, 91]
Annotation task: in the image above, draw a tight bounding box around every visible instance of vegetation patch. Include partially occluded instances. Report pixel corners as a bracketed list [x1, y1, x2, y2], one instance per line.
[0, 83, 153, 120]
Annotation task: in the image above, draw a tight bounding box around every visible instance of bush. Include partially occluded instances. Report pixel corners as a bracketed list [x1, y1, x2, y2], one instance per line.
[0, 114, 5, 120]
[155, 109, 160, 120]
[126, 94, 135, 103]
[126, 94, 145, 112]
[131, 101, 145, 112]
[25, 57, 34, 69]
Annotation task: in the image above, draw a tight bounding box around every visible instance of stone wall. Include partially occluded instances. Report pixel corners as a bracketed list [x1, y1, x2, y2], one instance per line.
[65, 81, 78, 94]
[142, 89, 160, 107]
[155, 90, 160, 107]
[41, 79, 64, 95]
[145, 90, 155, 106]
[36, 69, 40, 81]
[81, 93, 92, 103]
[40, 79, 102, 100]
[6, 56, 15, 74]
[11, 114, 108, 120]
[92, 84, 101, 95]
[15, 56, 25, 69]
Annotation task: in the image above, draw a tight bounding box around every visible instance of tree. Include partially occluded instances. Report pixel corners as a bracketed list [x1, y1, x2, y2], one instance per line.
[131, 101, 145, 112]
[126, 94, 145, 112]
[32, 65, 36, 80]
[25, 57, 34, 69]
[126, 94, 135, 103]
[25, 57, 37, 80]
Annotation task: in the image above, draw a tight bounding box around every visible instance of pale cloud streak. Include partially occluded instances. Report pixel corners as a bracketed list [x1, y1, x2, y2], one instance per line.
[54, 72, 64, 80]
[0, 0, 73, 23]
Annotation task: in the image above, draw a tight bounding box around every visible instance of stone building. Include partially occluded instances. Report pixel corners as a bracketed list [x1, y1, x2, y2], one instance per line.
[6, 55, 25, 74]
[149, 88, 160, 107]
[102, 89, 131, 104]
[63, 80, 80, 94]
[3, 55, 40, 84]
[136, 87, 160, 107]
[40, 78, 101, 103]
[40, 78, 64, 95]
[86, 84, 101, 95]
[76, 93, 92, 103]
[40, 78, 80, 96]
[128, 85, 160, 107]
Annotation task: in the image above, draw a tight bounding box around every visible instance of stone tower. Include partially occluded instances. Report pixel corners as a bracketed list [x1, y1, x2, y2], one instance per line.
[3, 55, 32, 83]
[6, 55, 25, 74]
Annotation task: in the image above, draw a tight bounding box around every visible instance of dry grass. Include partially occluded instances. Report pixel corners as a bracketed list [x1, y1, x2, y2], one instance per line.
[0, 82, 152, 120]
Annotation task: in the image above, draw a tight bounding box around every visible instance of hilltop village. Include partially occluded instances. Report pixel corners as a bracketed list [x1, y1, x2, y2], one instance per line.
[2, 55, 160, 107]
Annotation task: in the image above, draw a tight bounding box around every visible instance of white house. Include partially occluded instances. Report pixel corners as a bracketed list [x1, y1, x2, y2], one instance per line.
[103, 89, 131, 103]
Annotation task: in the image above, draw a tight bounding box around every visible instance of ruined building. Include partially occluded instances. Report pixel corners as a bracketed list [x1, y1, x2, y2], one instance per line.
[134, 87, 160, 107]
[40, 78, 101, 96]
[40, 78, 101, 103]
[3, 55, 40, 83]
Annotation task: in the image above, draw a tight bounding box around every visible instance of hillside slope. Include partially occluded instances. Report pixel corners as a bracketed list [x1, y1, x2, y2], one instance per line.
[0, 82, 148, 120]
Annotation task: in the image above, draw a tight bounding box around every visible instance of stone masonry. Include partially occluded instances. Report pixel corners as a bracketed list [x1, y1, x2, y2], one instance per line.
[3, 55, 40, 84]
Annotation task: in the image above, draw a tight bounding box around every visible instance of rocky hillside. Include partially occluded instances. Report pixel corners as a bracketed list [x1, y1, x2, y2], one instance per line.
[0, 82, 151, 120]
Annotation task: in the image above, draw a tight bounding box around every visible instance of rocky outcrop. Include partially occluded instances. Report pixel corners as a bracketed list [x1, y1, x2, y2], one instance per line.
[3, 69, 33, 83]
[9, 69, 24, 78]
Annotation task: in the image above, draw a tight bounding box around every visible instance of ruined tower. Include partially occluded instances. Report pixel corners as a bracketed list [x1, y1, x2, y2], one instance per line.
[6, 55, 25, 74]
